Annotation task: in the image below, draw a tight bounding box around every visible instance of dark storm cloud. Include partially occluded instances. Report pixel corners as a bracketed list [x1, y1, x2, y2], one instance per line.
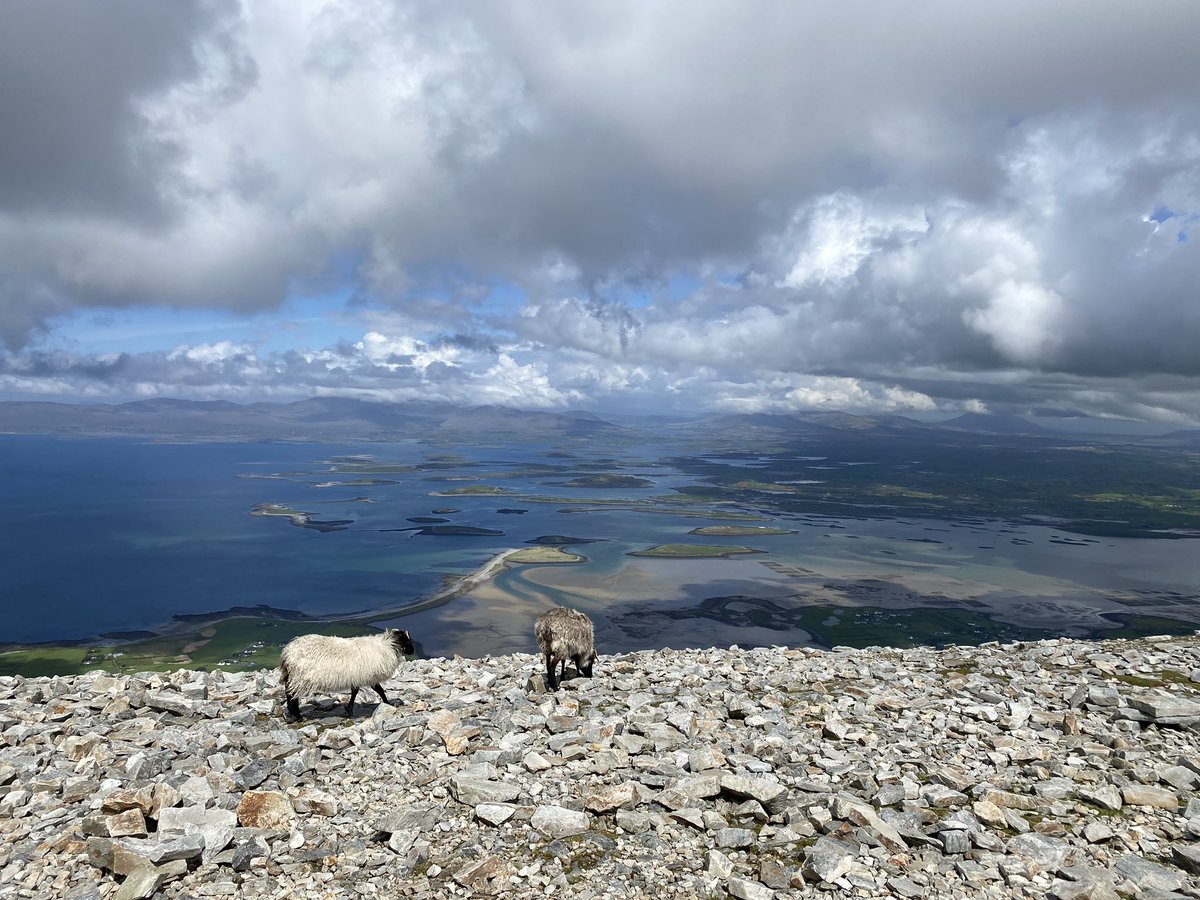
[1, 2, 1199, 420]
[0, 0, 227, 221]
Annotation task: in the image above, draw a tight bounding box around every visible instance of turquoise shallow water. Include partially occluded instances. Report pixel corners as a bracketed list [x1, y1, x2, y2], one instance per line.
[2, 434, 1197, 655]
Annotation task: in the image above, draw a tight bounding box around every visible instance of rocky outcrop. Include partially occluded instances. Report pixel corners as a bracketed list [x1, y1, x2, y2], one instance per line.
[1, 634, 1199, 898]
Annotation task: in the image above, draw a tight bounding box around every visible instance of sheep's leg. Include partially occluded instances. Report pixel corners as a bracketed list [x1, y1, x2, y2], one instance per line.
[280, 661, 302, 722]
[347, 687, 359, 717]
[559, 658, 568, 685]
[544, 652, 559, 690]
[372, 684, 393, 706]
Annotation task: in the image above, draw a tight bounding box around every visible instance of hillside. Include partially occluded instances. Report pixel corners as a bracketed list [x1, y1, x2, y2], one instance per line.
[3, 636, 1199, 898]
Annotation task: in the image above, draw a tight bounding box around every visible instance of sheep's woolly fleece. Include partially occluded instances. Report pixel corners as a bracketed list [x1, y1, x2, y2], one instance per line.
[535, 607, 595, 662]
[279, 632, 406, 698]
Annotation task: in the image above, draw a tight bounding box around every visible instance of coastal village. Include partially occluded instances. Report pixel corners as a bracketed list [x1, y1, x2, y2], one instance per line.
[2, 633, 1199, 899]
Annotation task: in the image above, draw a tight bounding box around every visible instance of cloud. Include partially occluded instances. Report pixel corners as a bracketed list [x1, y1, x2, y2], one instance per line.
[1, 2, 1198, 421]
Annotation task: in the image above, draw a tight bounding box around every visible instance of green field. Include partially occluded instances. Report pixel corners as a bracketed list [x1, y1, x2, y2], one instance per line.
[0, 618, 379, 678]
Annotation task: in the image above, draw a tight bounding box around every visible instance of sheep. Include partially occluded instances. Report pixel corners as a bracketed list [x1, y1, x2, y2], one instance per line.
[279, 628, 414, 722]
[534, 606, 597, 690]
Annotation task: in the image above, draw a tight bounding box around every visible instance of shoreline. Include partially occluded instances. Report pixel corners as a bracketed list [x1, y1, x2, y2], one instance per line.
[4, 543, 1200, 674]
[0, 548, 528, 662]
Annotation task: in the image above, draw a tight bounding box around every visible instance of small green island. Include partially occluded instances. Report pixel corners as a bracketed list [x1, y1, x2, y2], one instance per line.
[249, 503, 353, 532]
[505, 547, 586, 564]
[431, 485, 511, 496]
[626, 543, 765, 558]
[554, 474, 655, 488]
[525, 534, 601, 545]
[689, 525, 795, 536]
[313, 478, 399, 487]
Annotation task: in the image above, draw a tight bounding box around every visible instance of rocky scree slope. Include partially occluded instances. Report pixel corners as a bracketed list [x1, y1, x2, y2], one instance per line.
[2, 636, 1200, 899]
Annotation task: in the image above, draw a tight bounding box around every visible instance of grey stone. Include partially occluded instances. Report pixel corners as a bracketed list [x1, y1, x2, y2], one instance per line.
[939, 830, 971, 854]
[727, 877, 775, 900]
[705, 848, 732, 877]
[449, 776, 520, 805]
[719, 773, 787, 813]
[1086, 684, 1121, 707]
[377, 802, 439, 834]
[585, 783, 635, 813]
[801, 835, 857, 883]
[1083, 821, 1114, 843]
[1128, 694, 1200, 722]
[715, 827, 755, 849]
[475, 803, 516, 826]
[1113, 852, 1185, 893]
[232, 758, 276, 790]
[119, 834, 205, 865]
[1078, 784, 1122, 811]
[1159, 765, 1200, 791]
[758, 858, 792, 890]
[1048, 874, 1120, 900]
[112, 865, 167, 900]
[530, 805, 589, 838]
[887, 876, 926, 898]
[1169, 843, 1200, 875]
[143, 691, 200, 717]
[1006, 832, 1070, 875]
[1120, 785, 1179, 808]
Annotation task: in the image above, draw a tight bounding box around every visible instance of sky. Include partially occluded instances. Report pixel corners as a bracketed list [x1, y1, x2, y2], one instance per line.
[1, 1, 1199, 425]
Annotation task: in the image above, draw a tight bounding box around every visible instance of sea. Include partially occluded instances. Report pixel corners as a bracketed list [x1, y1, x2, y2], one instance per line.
[2, 434, 1198, 656]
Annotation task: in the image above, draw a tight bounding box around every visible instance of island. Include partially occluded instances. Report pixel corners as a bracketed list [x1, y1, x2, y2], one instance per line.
[312, 478, 399, 487]
[385, 525, 505, 536]
[553, 474, 655, 488]
[430, 485, 511, 496]
[525, 535, 602, 545]
[249, 503, 353, 532]
[626, 543, 765, 558]
[688, 525, 795, 536]
[505, 547, 586, 564]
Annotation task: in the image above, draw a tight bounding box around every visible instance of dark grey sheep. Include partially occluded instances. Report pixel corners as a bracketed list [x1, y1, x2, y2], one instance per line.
[534, 607, 597, 690]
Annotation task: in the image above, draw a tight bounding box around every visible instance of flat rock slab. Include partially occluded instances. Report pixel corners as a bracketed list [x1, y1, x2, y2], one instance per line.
[530, 805, 589, 838]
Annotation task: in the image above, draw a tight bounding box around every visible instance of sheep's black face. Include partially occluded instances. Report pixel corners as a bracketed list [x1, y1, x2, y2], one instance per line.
[577, 653, 596, 678]
[388, 629, 415, 656]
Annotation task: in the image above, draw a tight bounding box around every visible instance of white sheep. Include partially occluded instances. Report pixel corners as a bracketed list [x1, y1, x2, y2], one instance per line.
[534, 607, 597, 690]
[279, 628, 414, 721]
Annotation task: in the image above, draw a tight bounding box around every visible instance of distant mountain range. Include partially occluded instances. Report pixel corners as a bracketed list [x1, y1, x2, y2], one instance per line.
[938, 412, 1053, 435]
[0, 397, 631, 443]
[0, 397, 1172, 445]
